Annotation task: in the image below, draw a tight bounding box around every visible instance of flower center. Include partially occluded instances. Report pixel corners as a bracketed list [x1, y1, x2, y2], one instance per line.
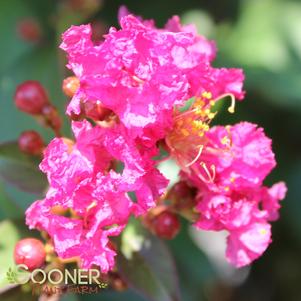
[166, 92, 216, 170]
[166, 92, 236, 183]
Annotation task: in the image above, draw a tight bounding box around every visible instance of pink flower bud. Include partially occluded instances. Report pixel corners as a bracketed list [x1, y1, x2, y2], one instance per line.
[14, 238, 46, 271]
[15, 81, 49, 115]
[18, 130, 44, 155]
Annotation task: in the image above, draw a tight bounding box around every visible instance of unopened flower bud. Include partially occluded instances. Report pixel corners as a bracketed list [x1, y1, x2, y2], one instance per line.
[151, 211, 180, 240]
[17, 18, 42, 43]
[18, 130, 44, 155]
[14, 81, 49, 115]
[62, 76, 80, 97]
[14, 238, 46, 270]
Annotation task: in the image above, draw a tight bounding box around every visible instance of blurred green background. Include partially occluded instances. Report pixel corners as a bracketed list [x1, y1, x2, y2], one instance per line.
[0, 0, 301, 300]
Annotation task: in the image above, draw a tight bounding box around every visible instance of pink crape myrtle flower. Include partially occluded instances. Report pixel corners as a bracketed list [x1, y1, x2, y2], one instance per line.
[225, 182, 287, 267]
[40, 120, 168, 214]
[26, 120, 168, 271]
[26, 194, 125, 272]
[181, 122, 287, 267]
[187, 122, 277, 193]
[60, 14, 244, 145]
[195, 182, 286, 231]
[193, 183, 286, 267]
[226, 222, 272, 268]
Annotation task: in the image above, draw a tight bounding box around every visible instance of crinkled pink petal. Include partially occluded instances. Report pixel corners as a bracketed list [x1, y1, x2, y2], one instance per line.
[165, 15, 216, 62]
[40, 138, 94, 196]
[226, 222, 271, 267]
[118, 6, 155, 28]
[26, 197, 125, 273]
[195, 192, 257, 231]
[262, 181, 287, 221]
[188, 122, 276, 192]
[118, 5, 131, 23]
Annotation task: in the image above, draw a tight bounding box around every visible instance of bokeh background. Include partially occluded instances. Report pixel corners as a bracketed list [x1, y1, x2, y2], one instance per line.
[0, 0, 301, 300]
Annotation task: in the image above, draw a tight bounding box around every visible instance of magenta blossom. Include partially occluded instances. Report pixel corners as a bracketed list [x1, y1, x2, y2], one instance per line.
[177, 122, 287, 267]
[195, 182, 286, 267]
[60, 14, 244, 145]
[186, 122, 277, 193]
[26, 120, 168, 271]
[26, 195, 125, 272]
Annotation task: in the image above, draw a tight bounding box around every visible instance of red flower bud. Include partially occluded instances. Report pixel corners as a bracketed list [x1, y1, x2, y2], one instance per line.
[14, 238, 46, 270]
[18, 130, 44, 155]
[151, 211, 180, 240]
[17, 18, 42, 43]
[14, 81, 49, 115]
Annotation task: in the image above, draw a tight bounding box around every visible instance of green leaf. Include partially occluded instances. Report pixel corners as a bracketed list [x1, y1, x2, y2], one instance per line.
[0, 141, 47, 194]
[0, 184, 22, 219]
[117, 219, 180, 301]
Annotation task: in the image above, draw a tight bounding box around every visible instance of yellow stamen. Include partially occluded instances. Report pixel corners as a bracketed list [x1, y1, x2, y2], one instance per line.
[166, 91, 223, 171]
[208, 112, 216, 119]
[202, 91, 212, 99]
[221, 136, 230, 145]
[259, 228, 267, 235]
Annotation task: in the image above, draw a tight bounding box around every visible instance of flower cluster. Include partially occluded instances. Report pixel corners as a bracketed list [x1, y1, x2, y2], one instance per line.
[60, 13, 244, 145]
[25, 9, 286, 272]
[179, 122, 287, 267]
[26, 120, 167, 271]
